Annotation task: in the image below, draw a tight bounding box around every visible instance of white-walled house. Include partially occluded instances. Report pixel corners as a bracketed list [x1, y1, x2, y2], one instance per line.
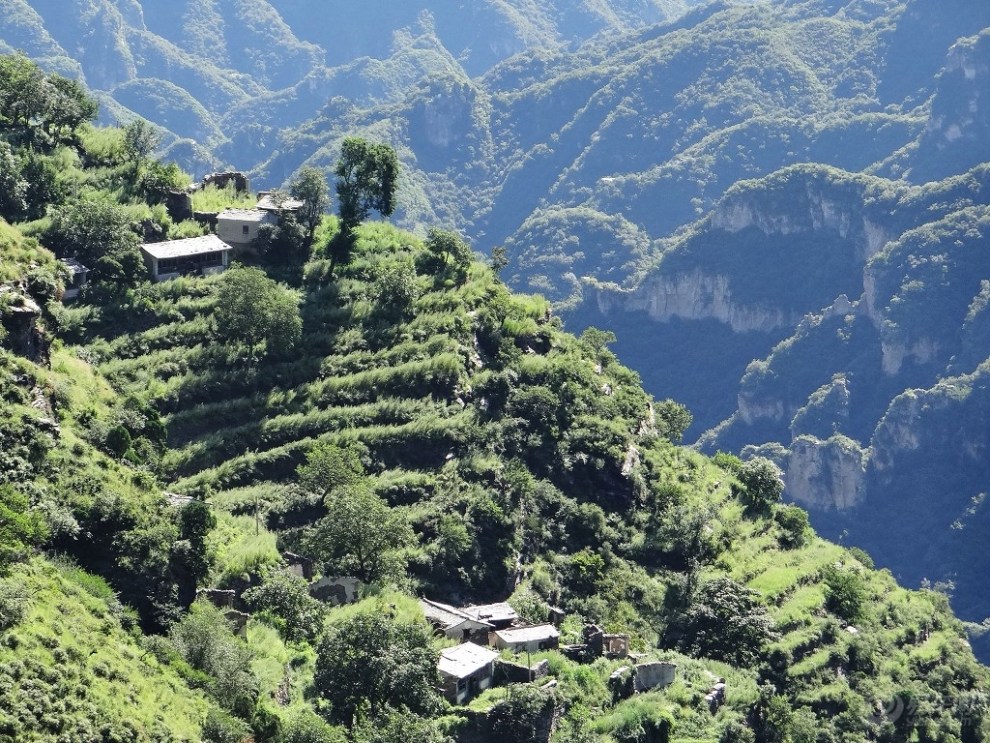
[140, 235, 232, 282]
[438, 643, 499, 704]
[216, 208, 275, 248]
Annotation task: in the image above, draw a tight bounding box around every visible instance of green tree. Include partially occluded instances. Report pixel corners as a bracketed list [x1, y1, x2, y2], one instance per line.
[176, 499, 216, 584]
[297, 441, 365, 497]
[304, 482, 411, 583]
[213, 265, 302, 357]
[123, 118, 160, 161]
[415, 227, 472, 284]
[655, 399, 693, 443]
[45, 200, 144, 285]
[664, 577, 777, 666]
[19, 150, 65, 219]
[313, 610, 440, 726]
[290, 166, 331, 241]
[242, 571, 326, 643]
[0, 53, 46, 130]
[369, 259, 419, 319]
[0, 141, 26, 220]
[43, 74, 97, 140]
[774, 504, 811, 548]
[170, 601, 258, 715]
[823, 565, 867, 623]
[736, 457, 784, 512]
[332, 137, 399, 265]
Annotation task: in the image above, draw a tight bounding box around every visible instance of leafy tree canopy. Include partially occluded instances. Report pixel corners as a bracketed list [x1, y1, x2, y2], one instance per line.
[290, 166, 331, 240]
[303, 481, 412, 583]
[736, 456, 784, 512]
[313, 609, 440, 726]
[213, 264, 302, 357]
[334, 137, 399, 244]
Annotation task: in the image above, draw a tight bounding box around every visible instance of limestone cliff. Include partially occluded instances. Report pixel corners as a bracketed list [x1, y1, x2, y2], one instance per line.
[785, 435, 867, 511]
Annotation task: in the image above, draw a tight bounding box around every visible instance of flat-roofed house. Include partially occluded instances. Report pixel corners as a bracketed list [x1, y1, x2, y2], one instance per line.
[463, 602, 519, 630]
[256, 192, 305, 214]
[493, 624, 560, 654]
[216, 208, 275, 248]
[140, 235, 232, 282]
[438, 643, 499, 704]
[421, 599, 494, 644]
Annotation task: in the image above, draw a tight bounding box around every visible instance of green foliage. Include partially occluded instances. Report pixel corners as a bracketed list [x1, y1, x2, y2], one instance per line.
[242, 571, 326, 643]
[313, 608, 440, 726]
[202, 706, 252, 743]
[822, 565, 867, 623]
[416, 227, 472, 285]
[488, 684, 556, 743]
[663, 577, 778, 666]
[213, 264, 302, 357]
[736, 457, 784, 513]
[170, 601, 259, 715]
[333, 137, 399, 255]
[278, 708, 347, 743]
[291, 166, 332, 240]
[654, 399, 693, 444]
[44, 199, 143, 285]
[0, 485, 46, 575]
[774, 505, 811, 549]
[304, 482, 411, 583]
[297, 441, 365, 498]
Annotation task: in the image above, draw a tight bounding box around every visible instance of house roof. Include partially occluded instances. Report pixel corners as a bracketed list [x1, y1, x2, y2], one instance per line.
[61, 257, 88, 275]
[140, 234, 232, 260]
[421, 599, 493, 631]
[218, 208, 271, 222]
[256, 192, 304, 212]
[438, 643, 499, 680]
[494, 624, 559, 644]
[464, 602, 518, 625]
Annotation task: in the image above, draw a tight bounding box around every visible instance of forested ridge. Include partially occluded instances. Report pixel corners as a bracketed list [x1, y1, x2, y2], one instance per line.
[1, 54, 990, 743]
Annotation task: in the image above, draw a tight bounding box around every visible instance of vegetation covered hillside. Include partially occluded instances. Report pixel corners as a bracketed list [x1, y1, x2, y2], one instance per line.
[0, 100, 987, 742]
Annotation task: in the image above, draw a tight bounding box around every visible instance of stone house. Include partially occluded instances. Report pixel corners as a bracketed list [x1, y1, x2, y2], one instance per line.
[493, 624, 560, 654]
[60, 258, 89, 300]
[216, 208, 275, 248]
[256, 192, 304, 214]
[462, 602, 519, 630]
[140, 234, 232, 282]
[438, 642, 499, 704]
[421, 599, 495, 643]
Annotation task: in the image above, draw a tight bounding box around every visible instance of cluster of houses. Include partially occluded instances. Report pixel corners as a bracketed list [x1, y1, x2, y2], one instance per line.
[141, 187, 303, 282]
[60, 174, 301, 292]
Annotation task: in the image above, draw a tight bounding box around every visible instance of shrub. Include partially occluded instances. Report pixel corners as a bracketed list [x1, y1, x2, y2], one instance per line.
[774, 505, 811, 548]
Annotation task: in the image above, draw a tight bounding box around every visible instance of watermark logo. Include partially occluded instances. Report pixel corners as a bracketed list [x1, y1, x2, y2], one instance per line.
[868, 695, 914, 726]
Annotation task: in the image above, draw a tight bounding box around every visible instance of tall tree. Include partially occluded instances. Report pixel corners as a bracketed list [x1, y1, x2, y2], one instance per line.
[289, 166, 331, 241]
[213, 265, 302, 357]
[303, 482, 411, 583]
[332, 137, 399, 267]
[313, 610, 439, 726]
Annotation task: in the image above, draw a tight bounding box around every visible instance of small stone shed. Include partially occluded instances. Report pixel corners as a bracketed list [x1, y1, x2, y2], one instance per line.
[438, 642, 499, 705]
[421, 599, 494, 644]
[216, 208, 275, 248]
[493, 624, 560, 654]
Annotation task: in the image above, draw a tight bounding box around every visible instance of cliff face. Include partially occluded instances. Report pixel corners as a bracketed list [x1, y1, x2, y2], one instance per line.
[785, 435, 867, 511]
[596, 269, 794, 333]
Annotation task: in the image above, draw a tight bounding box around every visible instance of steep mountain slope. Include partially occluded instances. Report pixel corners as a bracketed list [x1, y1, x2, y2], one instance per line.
[585, 111, 990, 656]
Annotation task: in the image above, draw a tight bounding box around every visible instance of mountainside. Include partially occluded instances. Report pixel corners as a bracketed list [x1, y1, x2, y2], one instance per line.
[2, 67, 989, 740]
